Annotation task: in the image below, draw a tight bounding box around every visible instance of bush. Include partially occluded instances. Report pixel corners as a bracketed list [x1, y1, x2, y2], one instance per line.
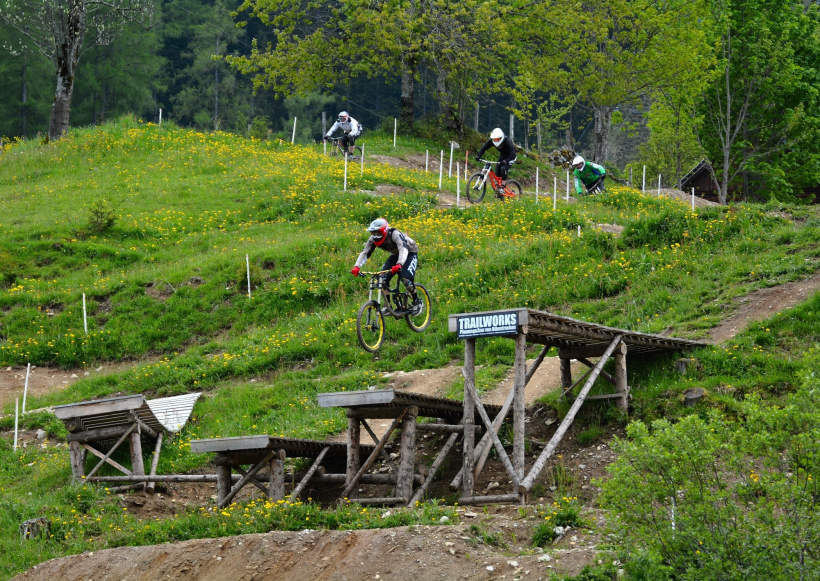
[86, 199, 116, 234]
[600, 359, 820, 580]
[532, 522, 557, 547]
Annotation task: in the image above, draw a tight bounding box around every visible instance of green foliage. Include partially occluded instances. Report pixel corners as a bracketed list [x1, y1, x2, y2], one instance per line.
[577, 425, 605, 446]
[601, 363, 820, 580]
[85, 199, 117, 234]
[468, 523, 504, 547]
[531, 522, 557, 547]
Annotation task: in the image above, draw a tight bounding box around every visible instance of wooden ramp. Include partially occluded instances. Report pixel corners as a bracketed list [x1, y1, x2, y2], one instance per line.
[53, 393, 200, 492]
[448, 308, 706, 504]
[318, 389, 498, 507]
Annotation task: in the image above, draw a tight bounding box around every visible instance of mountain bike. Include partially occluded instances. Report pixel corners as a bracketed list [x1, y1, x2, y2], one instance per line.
[326, 136, 362, 159]
[355, 270, 432, 353]
[466, 159, 523, 204]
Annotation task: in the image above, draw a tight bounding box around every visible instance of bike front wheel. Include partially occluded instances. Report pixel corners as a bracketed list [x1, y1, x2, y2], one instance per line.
[466, 172, 488, 204]
[356, 301, 385, 352]
[330, 145, 363, 159]
[405, 284, 432, 332]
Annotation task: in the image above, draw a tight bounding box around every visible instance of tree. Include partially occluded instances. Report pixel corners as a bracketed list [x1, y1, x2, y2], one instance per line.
[0, 0, 155, 140]
[228, 0, 504, 133]
[0, 26, 52, 138]
[698, 0, 820, 204]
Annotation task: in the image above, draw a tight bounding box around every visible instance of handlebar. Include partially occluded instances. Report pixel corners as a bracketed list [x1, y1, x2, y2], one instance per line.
[476, 158, 499, 165]
[357, 269, 391, 277]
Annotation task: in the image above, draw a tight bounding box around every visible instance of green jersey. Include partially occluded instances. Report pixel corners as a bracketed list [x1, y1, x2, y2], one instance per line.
[573, 162, 606, 194]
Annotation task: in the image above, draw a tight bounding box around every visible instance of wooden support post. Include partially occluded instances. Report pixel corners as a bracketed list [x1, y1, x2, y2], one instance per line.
[520, 336, 622, 493]
[513, 332, 526, 482]
[82, 444, 132, 476]
[129, 430, 146, 477]
[462, 338, 476, 497]
[219, 450, 277, 508]
[463, 369, 520, 487]
[346, 416, 361, 499]
[146, 432, 164, 493]
[270, 458, 285, 501]
[560, 357, 573, 389]
[361, 419, 398, 470]
[408, 431, 459, 507]
[342, 410, 408, 499]
[395, 409, 418, 501]
[217, 465, 231, 505]
[86, 425, 136, 479]
[291, 447, 328, 500]
[69, 440, 85, 481]
[233, 465, 270, 495]
[451, 344, 550, 490]
[614, 342, 628, 412]
[577, 358, 617, 386]
[458, 493, 520, 506]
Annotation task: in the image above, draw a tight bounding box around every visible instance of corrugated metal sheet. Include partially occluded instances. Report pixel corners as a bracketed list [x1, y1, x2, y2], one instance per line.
[147, 393, 201, 433]
[54, 392, 201, 435]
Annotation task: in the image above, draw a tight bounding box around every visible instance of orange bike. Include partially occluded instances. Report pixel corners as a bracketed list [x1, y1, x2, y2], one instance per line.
[466, 159, 523, 203]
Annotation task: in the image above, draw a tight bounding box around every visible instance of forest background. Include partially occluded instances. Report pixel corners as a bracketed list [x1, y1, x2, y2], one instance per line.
[2, 0, 820, 204]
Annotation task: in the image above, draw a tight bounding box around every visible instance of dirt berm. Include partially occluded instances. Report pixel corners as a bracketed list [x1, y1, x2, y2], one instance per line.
[14, 524, 567, 581]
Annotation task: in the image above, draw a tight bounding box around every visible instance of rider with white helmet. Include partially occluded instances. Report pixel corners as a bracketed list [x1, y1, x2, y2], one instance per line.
[325, 111, 362, 155]
[351, 218, 422, 315]
[475, 128, 517, 183]
[572, 155, 607, 196]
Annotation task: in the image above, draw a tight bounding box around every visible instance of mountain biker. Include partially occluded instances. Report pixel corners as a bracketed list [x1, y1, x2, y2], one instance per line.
[325, 111, 362, 155]
[572, 155, 607, 195]
[351, 218, 422, 316]
[475, 128, 517, 185]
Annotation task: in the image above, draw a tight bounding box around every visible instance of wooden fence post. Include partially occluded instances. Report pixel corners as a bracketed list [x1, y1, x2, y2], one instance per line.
[513, 333, 527, 482]
[614, 342, 628, 412]
[462, 338, 476, 497]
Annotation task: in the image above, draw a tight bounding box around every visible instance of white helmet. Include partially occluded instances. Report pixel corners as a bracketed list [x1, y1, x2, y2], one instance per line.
[490, 128, 504, 146]
[338, 111, 350, 123]
[572, 155, 585, 171]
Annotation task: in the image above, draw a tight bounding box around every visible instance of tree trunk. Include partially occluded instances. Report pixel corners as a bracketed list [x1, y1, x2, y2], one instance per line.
[47, 0, 85, 142]
[21, 53, 27, 138]
[592, 104, 613, 163]
[49, 69, 76, 141]
[400, 58, 416, 129]
[436, 70, 459, 132]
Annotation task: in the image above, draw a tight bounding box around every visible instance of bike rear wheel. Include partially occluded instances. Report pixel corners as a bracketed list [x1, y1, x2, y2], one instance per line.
[405, 284, 432, 332]
[356, 301, 385, 352]
[466, 172, 488, 203]
[330, 144, 363, 159]
[503, 179, 522, 199]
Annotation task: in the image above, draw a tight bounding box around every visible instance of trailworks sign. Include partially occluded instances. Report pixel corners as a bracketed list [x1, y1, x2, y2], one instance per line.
[457, 311, 519, 339]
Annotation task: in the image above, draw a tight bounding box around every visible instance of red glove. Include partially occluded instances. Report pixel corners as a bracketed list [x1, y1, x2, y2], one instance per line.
[391, 264, 402, 274]
[351, 266, 360, 277]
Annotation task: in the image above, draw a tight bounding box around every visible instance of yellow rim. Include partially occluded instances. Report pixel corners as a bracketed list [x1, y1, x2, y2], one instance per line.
[406, 287, 431, 330]
[361, 305, 384, 350]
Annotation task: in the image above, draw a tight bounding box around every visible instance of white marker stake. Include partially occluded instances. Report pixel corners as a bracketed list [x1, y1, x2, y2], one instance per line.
[535, 167, 539, 203]
[159, 109, 162, 125]
[658, 174, 662, 197]
[456, 163, 461, 207]
[439, 150, 444, 190]
[393, 118, 397, 148]
[246, 254, 252, 299]
[642, 165, 646, 192]
[554, 176, 557, 210]
[22, 362, 30, 414]
[82, 293, 88, 335]
[323, 140, 327, 155]
[449, 142, 454, 177]
[14, 398, 19, 451]
[344, 153, 348, 191]
[566, 171, 570, 201]
[578, 225, 581, 237]
[692, 187, 695, 212]
[291, 117, 297, 143]
[425, 150, 429, 172]
[361, 144, 365, 176]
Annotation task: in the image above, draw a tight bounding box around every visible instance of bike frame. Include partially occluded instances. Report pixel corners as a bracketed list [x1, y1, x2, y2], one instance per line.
[475, 160, 516, 198]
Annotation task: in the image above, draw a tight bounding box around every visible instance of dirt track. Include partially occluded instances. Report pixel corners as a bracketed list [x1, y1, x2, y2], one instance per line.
[13, 516, 605, 581]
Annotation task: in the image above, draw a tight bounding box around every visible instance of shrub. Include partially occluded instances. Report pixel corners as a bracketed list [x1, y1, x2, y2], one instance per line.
[600, 360, 820, 580]
[532, 522, 557, 547]
[86, 199, 116, 234]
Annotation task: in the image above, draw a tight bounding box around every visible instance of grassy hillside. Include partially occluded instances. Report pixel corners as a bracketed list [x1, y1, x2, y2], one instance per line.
[2, 118, 820, 578]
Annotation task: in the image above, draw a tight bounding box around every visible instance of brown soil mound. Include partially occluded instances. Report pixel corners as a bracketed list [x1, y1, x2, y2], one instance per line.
[13, 515, 606, 581]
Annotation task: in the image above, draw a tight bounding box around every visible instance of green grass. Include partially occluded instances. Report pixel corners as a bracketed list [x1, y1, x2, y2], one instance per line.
[3, 117, 820, 579]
